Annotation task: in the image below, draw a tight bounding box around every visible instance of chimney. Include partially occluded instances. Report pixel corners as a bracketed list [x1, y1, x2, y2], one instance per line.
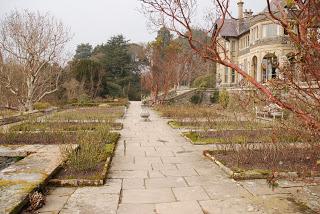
[244, 9, 253, 18]
[237, 0, 244, 19]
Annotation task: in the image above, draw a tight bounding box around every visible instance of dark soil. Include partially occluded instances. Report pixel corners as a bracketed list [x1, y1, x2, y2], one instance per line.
[0, 116, 23, 126]
[210, 146, 320, 175]
[195, 129, 311, 144]
[0, 132, 78, 145]
[11, 122, 122, 132]
[0, 112, 44, 126]
[54, 161, 106, 180]
[201, 129, 273, 139]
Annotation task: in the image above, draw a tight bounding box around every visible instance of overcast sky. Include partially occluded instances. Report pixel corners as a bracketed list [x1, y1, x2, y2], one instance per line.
[0, 0, 266, 54]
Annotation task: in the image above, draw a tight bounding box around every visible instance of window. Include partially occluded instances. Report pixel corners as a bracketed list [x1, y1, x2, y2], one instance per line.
[231, 69, 236, 83]
[263, 24, 278, 38]
[239, 35, 250, 50]
[231, 41, 236, 52]
[224, 67, 229, 83]
[254, 26, 259, 40]
[225, 41, 230, 50]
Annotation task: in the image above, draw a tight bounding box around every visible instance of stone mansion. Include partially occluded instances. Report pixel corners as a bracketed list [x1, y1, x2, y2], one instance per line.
[217, 0, 294, 88]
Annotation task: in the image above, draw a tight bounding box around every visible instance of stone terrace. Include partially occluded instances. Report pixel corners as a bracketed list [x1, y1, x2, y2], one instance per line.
[0, 144, 76, 214]
[39, 101, 319, 214]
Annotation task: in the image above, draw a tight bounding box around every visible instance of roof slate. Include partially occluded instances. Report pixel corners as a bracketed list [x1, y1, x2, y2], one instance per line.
[217, 18, 250, 38]
[218, 0, 281, 38]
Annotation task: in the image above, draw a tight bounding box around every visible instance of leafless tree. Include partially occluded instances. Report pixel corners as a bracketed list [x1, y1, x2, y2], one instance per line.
[140, 0, 320, 131]
[0, 10, 71, 111]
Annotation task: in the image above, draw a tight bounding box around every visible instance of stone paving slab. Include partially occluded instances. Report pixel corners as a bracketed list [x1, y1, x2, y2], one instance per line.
[172, 186, 210, 201]
[239, 180, 292, 196]
[199, 198, 264, 214]
[122, 178, 145, 190]
[204, 183, 251, 199]
[60, 192, 119, 214]
[160, 168, 199, 177]
[109, 170, 148, 179]
[117, 203, 156, 214]
[38, 195, 69, 213]
[121, 188, 176, 204]
[145, 177, 187, 189]
[184, 175, 231, 186]
[155, 201, 204, 214]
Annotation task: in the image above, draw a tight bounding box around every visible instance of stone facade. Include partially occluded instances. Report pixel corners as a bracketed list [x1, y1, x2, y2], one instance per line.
[216, 0, 295, 88]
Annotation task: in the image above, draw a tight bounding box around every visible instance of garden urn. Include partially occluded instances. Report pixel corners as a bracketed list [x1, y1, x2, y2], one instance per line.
[140, 104, 150, 121]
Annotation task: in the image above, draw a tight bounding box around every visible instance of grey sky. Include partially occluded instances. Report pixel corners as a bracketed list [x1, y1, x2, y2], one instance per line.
[0, 0, 267, 54]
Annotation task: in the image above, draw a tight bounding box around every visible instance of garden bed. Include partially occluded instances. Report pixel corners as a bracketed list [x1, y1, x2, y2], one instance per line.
[183, 130, 276, 145]
[169, 120, 271, 130]
[203, 145, 320, 180]
[0, 111, 44, 126]
[155, 105, 224, 119]
[10, 122, 123, 132]
[0, 132, 78, 145]
[49, 106, 125, 121]
[49, 156, 111, 186]
[182, 128, 310, 145]
[50, 132, 120, 186]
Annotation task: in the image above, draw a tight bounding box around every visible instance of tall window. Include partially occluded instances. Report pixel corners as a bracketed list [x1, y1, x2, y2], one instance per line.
[231, 69, 236, 83]
[240, 35, 250, 49]
[231, 41, 236, 52]
[253, 26, 259, 41]
[224, 67, 229, 83]
[262, 24, 278, 38]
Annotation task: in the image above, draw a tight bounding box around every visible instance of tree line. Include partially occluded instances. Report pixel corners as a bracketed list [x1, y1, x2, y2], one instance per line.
[0, 9, 215, 111]
[0, 10, 147, 111]
[60, 35, 146, 102]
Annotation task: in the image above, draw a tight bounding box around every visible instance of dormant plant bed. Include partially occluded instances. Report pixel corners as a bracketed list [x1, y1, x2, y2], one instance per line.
[49, 133, 120, 187]
[203, 149, 320, 180]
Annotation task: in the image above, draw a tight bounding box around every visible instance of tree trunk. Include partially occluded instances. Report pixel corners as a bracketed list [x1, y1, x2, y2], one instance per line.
[25, 99, 33, 112]
[25, 77, 34, 112]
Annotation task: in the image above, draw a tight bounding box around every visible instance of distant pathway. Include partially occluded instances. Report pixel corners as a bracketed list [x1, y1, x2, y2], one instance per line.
[39, 101, 309, 214]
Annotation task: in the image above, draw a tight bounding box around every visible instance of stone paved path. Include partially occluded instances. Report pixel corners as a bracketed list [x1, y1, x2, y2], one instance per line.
[38, 101, 317, 214]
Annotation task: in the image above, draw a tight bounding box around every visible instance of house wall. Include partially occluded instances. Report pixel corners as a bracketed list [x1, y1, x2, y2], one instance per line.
[217, 20, 295, 87]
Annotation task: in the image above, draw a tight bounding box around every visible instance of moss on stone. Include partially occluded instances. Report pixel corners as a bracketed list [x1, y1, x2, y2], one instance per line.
[0, 179, 36, 191]
[168, 121, 182, 129]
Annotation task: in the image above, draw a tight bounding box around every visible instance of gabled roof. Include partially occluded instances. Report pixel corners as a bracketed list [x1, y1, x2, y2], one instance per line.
[217, 19, 239, 37]
[218, 0, 282, 38]
[217, 18, 250, 38]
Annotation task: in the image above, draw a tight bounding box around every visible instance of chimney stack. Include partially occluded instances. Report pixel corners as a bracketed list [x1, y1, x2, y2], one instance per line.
[244, 9, 253, 18]
[237, 0, 244, 19]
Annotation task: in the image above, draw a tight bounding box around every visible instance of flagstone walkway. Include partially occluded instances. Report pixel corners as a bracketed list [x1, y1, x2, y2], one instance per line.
[38, 101, 318, 214]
